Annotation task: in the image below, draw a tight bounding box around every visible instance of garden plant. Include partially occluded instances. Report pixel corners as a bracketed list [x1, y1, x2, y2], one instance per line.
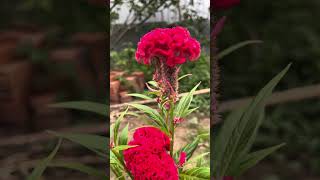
[25, 0, 295, 180]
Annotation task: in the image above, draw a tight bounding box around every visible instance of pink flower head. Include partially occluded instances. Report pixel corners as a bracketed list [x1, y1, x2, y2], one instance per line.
[124, 127, 178, 180]
[135, 26, 201, 67]
[179, 151, 187, 167]
[212, 0, 240, 10]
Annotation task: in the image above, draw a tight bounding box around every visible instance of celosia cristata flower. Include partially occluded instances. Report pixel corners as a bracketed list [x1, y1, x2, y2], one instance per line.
[135, 26, 201, 67]
[212, 0, 240, 10]
[124, 127, 178, 180]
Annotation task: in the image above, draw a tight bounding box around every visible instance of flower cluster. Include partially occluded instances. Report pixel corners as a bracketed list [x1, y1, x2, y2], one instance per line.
[135, 26, 201, 67]
[123, 127, 178, 180]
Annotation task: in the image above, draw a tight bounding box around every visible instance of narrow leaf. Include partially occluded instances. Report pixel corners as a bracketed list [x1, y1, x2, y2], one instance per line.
[49, 162, 108, 179]
[49, 101, 107, 116]
[180, 167, 210, 180]
[114, 108, 129, 146]
[118, 123, 129, 145]
[178, 74, 192, 81]
[48, 131, 107, 153]
[147, 81, 158, 87]
[215, 64, 291, 177]
[235, 143, 285, 175]
[27, 139, 62, 180]
[215, 40, 263, 60]
[128, 103, 168, 133]
[113, 145, 138, 151]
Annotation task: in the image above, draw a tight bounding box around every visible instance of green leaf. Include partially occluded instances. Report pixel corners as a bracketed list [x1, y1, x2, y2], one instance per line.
[215, 40, 263, 60]
[184, 152, 210, 166]
[175, 82, 201, 118]
[49, 101, 107, 116]
[114, 108, 129, 146]
[235, 143, 285, 175]
[110, 150, 126, 180]
[118, 123, 129, 146]
[49, 162, 108, 179]
[147, 81, 158, 87]
[48, 131, 107, 153]
[113, 145, 138, 151]
[183, 107, 199, 117]
[213, 64, 291, 177]
[127, 93, 152, 100]
[176, 133, 209, 161]
[178, 74, 192, 81]
[212, 108, 244, 176]
[180, 167, 210, 180]
[27, 139, 62, 180]
[128, 103, 168, 133]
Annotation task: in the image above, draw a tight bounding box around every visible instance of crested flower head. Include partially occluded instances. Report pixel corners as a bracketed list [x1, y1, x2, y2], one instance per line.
[135, 26, 201, 67]
[123, 127, 178, 180]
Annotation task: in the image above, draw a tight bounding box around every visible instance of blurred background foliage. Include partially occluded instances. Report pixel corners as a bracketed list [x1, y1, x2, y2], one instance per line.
[216, 0, 320, 179]
[0, 0, 106, 33]
[0, 0, 106, 130]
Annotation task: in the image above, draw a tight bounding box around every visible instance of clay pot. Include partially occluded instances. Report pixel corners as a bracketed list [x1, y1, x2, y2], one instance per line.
[30, 93, 70, 131]
[0, 62, 32, 127]
[132, 71, 145, 91]
[110, 80, 120, 103]
[125, 76, 141, 92]
[120, 91, 132, 103]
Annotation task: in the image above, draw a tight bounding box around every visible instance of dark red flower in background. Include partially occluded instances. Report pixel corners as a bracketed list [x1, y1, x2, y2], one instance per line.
[223, 176, 234, 180]
[123, 127, 178, 180]
[135, 26, 201, 67]
[212, 0, 240, 10]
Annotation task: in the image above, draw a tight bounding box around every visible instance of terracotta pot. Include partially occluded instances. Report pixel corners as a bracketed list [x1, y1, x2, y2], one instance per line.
[120, 91, 132, 103]
[125, 76, 141, 92]
[132, 71, 145, 91]
[0, 62, 32, 126]
[30, 93, 70, 131]
[49, 48, 97, 92]
[110, 80, 120, 103]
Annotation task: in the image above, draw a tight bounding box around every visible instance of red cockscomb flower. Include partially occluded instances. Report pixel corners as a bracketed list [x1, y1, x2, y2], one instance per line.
[123, 127, 178, 180]
[135, 26, 201, 67]
[212, 0, 240, 10]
